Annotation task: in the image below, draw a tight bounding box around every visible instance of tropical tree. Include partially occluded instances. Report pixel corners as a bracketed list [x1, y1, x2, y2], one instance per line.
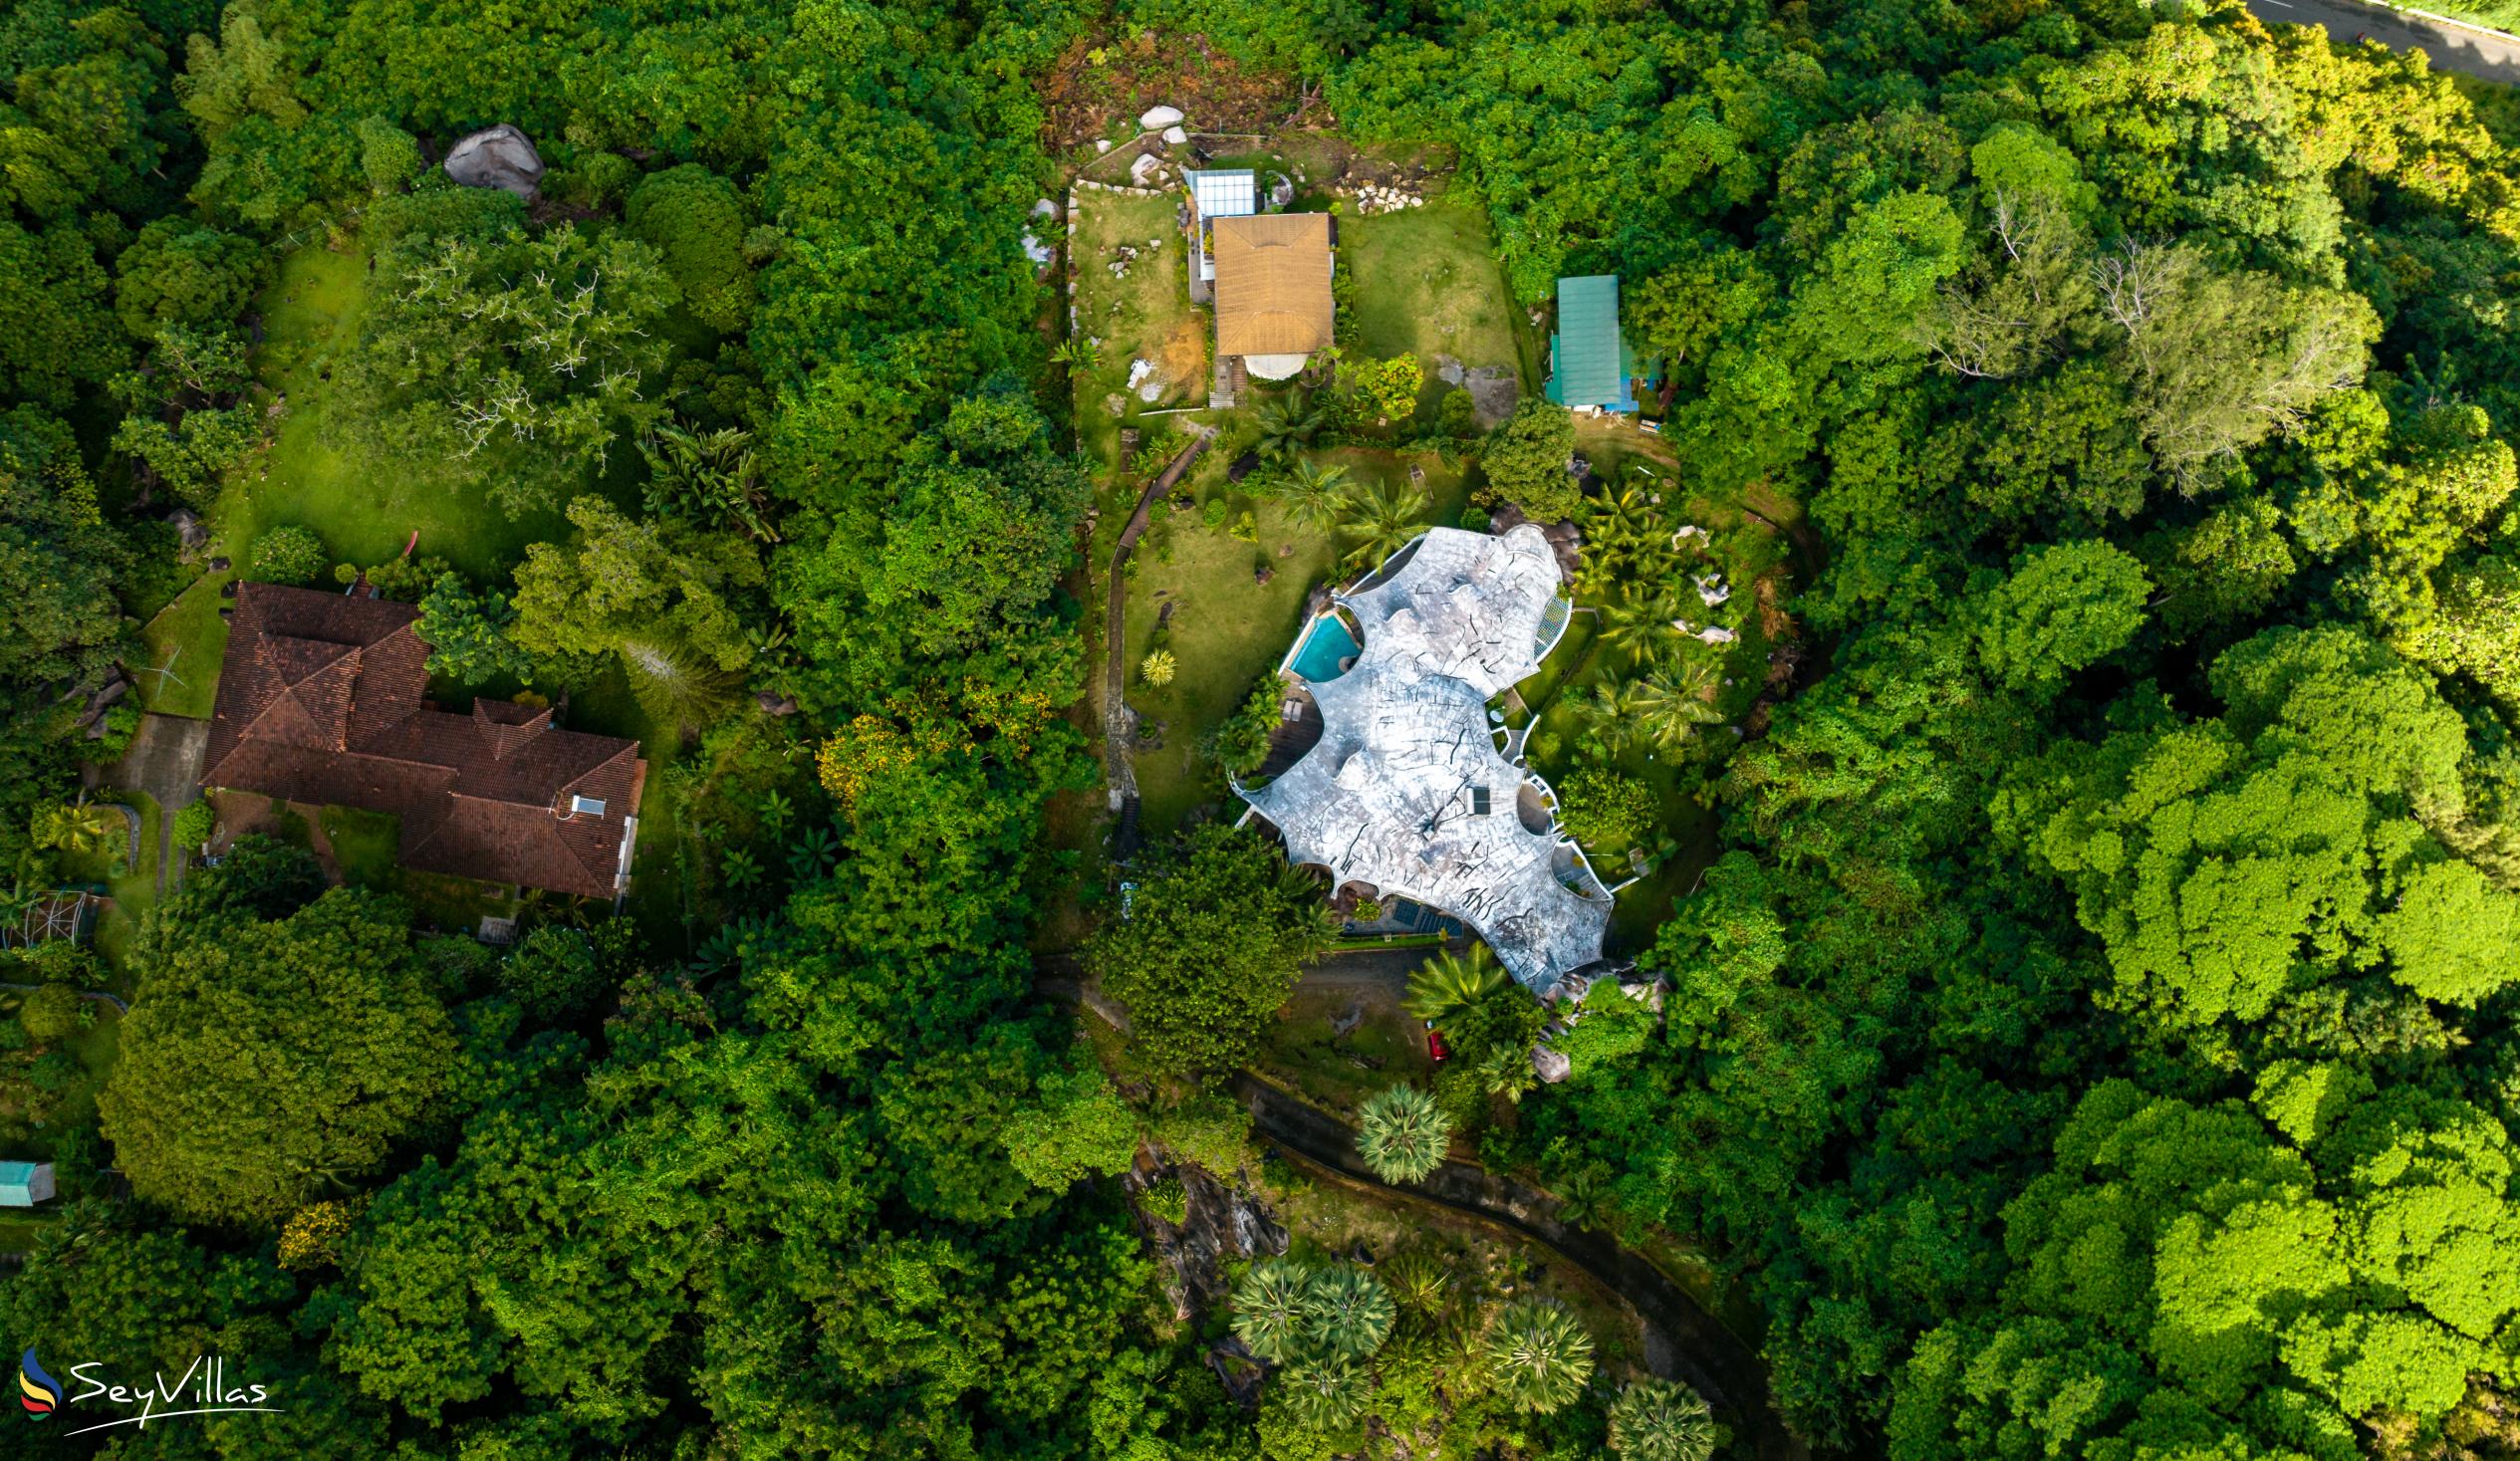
[1279, 1354, 1374, 1431]
[1302, 1266, 1395, 1358]
[1274, 457, 1352, 533]
[31, 797, 123, 860]
[1609, 1378, 1722, 1461]
[1140, 649, 1176, 686]
[1232, 1257, 1316, 1361]
[1598, 590, 1688, 664]
[1049, 336, 1103, 372]
[1628, 659, 1727, 751]
[1403, 942, 1511, 1022]
[1254, 389, 1325, 461]
[1482, 1299, 1596, 1413]
[640, 422, 774, 542]
[1358, 1083, 1451, 1183]
[1337, 479, 1430, 569]
[1575, 679, 1653, 756]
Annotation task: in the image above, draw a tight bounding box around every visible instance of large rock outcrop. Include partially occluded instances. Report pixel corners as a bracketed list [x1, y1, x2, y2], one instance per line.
[442, 124, 545, 198]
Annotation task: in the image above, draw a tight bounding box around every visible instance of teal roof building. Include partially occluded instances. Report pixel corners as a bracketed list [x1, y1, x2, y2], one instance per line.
[0, 1160, 55, 1207]
[1544, 274, 1637, 412]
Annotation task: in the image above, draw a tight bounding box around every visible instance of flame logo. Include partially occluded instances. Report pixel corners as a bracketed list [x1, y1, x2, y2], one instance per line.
[19, 1347, 60, 1417]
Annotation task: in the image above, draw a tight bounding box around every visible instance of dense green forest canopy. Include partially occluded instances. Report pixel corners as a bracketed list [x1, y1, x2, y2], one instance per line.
[1, 0, 2519, 1456]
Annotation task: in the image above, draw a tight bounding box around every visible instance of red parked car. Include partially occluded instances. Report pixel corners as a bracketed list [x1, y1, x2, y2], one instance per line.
[1424, 1024, 1449, 1063]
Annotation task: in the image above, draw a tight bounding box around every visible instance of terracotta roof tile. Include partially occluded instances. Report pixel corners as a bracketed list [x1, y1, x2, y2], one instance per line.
[203, 583, 646, 899]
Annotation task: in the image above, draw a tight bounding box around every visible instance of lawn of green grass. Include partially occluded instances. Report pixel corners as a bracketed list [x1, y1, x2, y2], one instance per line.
[1342, 198, 1526, 409]
[1068, 187, 1210, 476]
[223, 246, 579, 581]
[319, 806, 402, 889]
[133, 576, 228, 719]
[1121, 449, 1473, 835]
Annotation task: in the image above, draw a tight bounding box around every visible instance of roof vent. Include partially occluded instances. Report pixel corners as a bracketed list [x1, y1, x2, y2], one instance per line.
[569, 795, 607, 818]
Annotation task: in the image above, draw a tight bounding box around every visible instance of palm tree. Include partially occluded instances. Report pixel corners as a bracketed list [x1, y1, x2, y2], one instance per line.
[1481, 1300, 1596, 1414]
[1597, 590, 1688, 665]
[1578, 485, 1662, 595]
[1140, 649, 1176, 686]
[1301, 1266, 1395, 1358]
[1574, 678, 1654, 757]
[787, 825, 839, 883]
[1253, 389, 1325, 461]
[1273, 458, 1351, 534]
[719, 847, 761, 892]
[1232, 1258, 1317, 1361]
[1609, 1378, 1721, 1461]
[1357, 1083, 1452, 1184]
[32, 798, 123, 860]
[1336, 479, 1430, 569]
[1049, 336, 1103, 373]
[639, 422, 775, 542]
[1380, 1250, 1452, 1316]
[755, 789, 795, 840]
[1628, 658, 1725, 752]
[623, 637, 743, 735]
[1278, 1355, 1374, 1432]
[1403, 942, 1509, 1023]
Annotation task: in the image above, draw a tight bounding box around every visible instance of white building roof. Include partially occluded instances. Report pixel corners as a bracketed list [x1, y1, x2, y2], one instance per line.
[1239, 526, 1611, 993]
[1187, 169, 1256, 282]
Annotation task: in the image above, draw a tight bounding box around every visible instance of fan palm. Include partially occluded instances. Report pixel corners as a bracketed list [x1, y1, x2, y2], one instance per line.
[1302, 1266, 1395, 1358]
[1278, 1355, 1374, 1432]
[1253, 389, 1325, 461]
[1481, 1300, 1597, 1414]
[1380, 1250, 1453, 1316]
[1608, 1378, 1721, 1461]
[1402, 942, 1510, 1023]
[1336, 479, 1431, 569]
[32, 798, 124, 859]
[1628, 658, 1726, 752]
[1232, 1258, 1317, 1361]
[1357, 1083, 1452, 1183]
[1273, 458, 1351, 533]
[1597, 590, 1689, 665]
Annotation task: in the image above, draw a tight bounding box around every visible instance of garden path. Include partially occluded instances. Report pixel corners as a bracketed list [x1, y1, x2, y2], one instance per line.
[1102, 424, 1218, 839]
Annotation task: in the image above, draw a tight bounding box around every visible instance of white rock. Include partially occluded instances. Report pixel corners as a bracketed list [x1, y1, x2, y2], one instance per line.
[1127, 360, 1156, 390]
[1096, 139, 1113, 154]
[1031, 197, 1061, 219]
[1129, 152, 1164, 185]
[1162, 124, 1188, 144]
[1021, 230, 1053, 267]
[1696, 625, 1738, 646]
[1139, 105, 1185, 128]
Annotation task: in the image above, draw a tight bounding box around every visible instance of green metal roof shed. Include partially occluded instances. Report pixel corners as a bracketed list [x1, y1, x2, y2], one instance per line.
[1546, 275, 1636, 411]
[0, 1161, 54, 1207]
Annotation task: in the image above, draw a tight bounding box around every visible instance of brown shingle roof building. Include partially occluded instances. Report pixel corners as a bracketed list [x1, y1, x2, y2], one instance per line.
[1211, 213, 1336, 365]
[203, 583, 646, 900]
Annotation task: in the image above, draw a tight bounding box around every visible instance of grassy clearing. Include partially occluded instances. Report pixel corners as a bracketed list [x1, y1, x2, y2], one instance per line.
[133, 576, 229, 719]
[224, 245, 579, 581]
[1257, 977, 1437, 1119]
[1120, 448, 1472, 836]
[1342, 198, 1526, 408]
[318, 806, 403, 890]
[1068, 187, 1209, 474]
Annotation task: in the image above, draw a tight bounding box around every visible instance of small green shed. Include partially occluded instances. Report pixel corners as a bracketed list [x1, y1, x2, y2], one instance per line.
[1544, 274, 1638, 412]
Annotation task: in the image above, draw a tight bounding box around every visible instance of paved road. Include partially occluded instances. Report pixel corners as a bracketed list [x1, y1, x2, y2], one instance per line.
[97, 713, 209, 898]
[2244, 0, 2520, 84]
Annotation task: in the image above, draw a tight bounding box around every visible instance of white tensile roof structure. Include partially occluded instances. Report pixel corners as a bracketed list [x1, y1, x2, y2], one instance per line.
[1238, 525, 1614, 993]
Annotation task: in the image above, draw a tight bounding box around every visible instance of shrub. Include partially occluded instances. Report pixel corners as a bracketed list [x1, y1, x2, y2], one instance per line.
[1381, 1250, 1453, 1315]
[1481, 399, 1580, 521]
[249, 525, 328, 586]
[171, 800, 216, 851]
[1357, 1083, 1451, 1182]
[1439, 387, 1481, 439]
[19, 983, 83, 1043]
[1210, 676, 1281, 778]
[1556, 766, 1660, 854]
[1140, 1177, 1189, 1225]
[1148, 1090, 1258, 1174]
[1141, 649, 1176, 686]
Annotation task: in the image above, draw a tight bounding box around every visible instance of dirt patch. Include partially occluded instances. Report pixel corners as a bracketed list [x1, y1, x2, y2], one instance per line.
[1041, 31, 1304, 150]
[1435, 356, 1520, 426]
[1159, 315, 1207, 390]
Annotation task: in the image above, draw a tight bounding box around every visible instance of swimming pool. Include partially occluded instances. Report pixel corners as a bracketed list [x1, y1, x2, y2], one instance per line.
[1286, 611, 1362, 682]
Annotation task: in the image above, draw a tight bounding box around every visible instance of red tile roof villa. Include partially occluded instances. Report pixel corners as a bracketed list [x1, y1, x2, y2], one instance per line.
[202, 582, 645, 900]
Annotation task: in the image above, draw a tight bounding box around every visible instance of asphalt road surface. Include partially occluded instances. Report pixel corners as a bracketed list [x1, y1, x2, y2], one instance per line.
[2243, 0, 2520, 84]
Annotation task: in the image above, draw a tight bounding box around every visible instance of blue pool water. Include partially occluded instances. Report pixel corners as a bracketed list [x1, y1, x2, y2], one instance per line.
[1288, 612, 1362, 682]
